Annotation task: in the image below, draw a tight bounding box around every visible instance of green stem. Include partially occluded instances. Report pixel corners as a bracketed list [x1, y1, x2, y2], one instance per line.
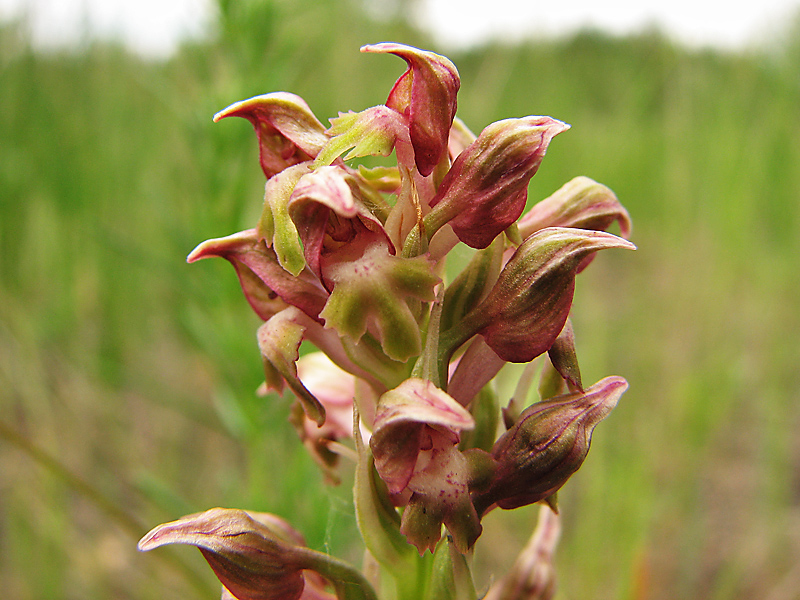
[513, 357, 543, 405]
[422, 204, 455, 246]
[400, 550, 433, 600]
[430, 537, 477, 600]
[436, 322, 483, 391]
[295, 546, 380, 600]
[411, 287, 444, 388]
[341, 333, 409, 390]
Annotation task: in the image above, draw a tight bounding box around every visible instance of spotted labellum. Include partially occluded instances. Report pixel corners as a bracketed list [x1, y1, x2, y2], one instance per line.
[140, 42, 635, 600]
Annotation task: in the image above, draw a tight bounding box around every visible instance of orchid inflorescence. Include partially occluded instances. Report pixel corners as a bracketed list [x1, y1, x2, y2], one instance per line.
[138, 42, 635, 600]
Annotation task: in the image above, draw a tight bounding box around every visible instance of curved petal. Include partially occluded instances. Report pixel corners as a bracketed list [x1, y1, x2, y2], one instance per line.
[188, 229, 329, 322]
[314, 105, 411, 168]
[257, 308, 326, 426]
[290, 352, 357, 483]
[362, 43, 460, 176]
[215, 92, 328, 178]
[258, 163, 313, 276]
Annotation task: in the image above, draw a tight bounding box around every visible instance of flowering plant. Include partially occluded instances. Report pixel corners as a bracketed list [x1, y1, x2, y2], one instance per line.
[139, 42, 634, 600]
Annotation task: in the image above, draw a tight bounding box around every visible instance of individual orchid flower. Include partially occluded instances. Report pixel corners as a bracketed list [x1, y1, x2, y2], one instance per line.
[471, 376, 628, 516]
[214, 92, 329, 179]
[256, 163, 392, 278]
[139, 508, 377, 600]
[187, 227, 398, 421]
[369, 378, 481, 554]
[287, 166, 393, 283]
[137, 509, 317, 600]
[361, 43, 460, 176]
[423, 117, 570, 249]
[440, 227, 636, 364]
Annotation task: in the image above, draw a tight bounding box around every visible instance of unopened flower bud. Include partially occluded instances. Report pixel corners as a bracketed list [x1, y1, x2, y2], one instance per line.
[139, 508, 377, 600]
[472, 376, 628, 515]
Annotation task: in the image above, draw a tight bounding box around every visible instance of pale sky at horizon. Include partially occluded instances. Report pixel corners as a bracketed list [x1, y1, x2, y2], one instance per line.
[1, 0, 799, 57]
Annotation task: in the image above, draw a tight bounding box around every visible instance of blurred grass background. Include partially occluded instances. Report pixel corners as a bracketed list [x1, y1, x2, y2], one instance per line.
[1, 0, 799, 598]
